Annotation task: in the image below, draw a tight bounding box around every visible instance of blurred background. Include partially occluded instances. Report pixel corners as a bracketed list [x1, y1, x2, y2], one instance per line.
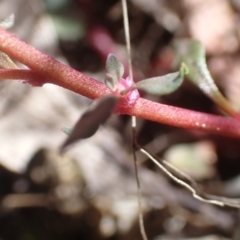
[0, 0, 240, 239]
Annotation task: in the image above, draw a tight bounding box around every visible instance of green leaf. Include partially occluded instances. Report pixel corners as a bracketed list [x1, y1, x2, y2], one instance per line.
[134, 63, 186, 96]
[0, 14, 14, 29]
[173, 39, 239, 117]
[173, 39, 216, 92]
[60, 95, 117, 153]
[105, 54, 124, 89]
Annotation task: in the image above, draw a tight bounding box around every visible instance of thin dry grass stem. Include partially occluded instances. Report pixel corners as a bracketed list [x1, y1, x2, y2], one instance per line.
[121, 0, 148, 239]
[138, 146, 240, 208]
[122, 0, 133, 80]
[162, 160, 240, 208]
[132, 127, 149, 240]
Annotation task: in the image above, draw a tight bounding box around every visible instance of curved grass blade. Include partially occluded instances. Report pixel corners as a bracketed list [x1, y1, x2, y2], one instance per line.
[60, 95, 117, 153]
[173, 39, 239, 118]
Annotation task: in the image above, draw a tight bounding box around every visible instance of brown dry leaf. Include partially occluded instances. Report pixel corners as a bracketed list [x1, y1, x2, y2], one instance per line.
[183, 0, 238, 54]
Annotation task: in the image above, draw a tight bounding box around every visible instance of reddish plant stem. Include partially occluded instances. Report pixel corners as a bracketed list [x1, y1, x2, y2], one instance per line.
[127, 98, 240, 138]
[0, 69, 45, 84]
[0, 28, 109, 99]
[0, 27, 240, 138]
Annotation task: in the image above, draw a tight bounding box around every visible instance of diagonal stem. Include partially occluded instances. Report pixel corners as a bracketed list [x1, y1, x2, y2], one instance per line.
[0, 28, 240, 138]
[0, 28, 110, 99]
[127, 98, 240, 138]
[0, 68, 46, 85]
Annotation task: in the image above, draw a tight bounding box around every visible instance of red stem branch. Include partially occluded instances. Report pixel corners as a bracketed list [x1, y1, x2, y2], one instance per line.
[0, 69, 45, 85]
[0, 28, 109, 99]
[0, 28, 240, 138]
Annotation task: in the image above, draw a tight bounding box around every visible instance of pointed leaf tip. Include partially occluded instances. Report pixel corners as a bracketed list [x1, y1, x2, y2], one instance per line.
[60, 95, 118, 153]
[135, 68, 185, 96]
[106, 54, 124, 89]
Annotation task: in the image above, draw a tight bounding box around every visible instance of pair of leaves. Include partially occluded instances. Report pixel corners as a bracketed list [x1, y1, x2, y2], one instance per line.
[61, 52, 188, 153]
[173, 39, 239, 118]
[105, 54, 186, 96]
[60, 95, 117, 153]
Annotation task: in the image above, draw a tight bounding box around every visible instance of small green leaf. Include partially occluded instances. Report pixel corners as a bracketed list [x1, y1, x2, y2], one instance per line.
[134, 64, 186, 96]
[105, 54, 124, 89]
[173, 39, 239, 117]
[0, 14, 14, 29]
[60, 95, 117, 152]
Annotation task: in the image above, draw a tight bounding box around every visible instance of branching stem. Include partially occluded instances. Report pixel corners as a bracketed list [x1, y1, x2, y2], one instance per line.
[0, 28, 240, 138]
